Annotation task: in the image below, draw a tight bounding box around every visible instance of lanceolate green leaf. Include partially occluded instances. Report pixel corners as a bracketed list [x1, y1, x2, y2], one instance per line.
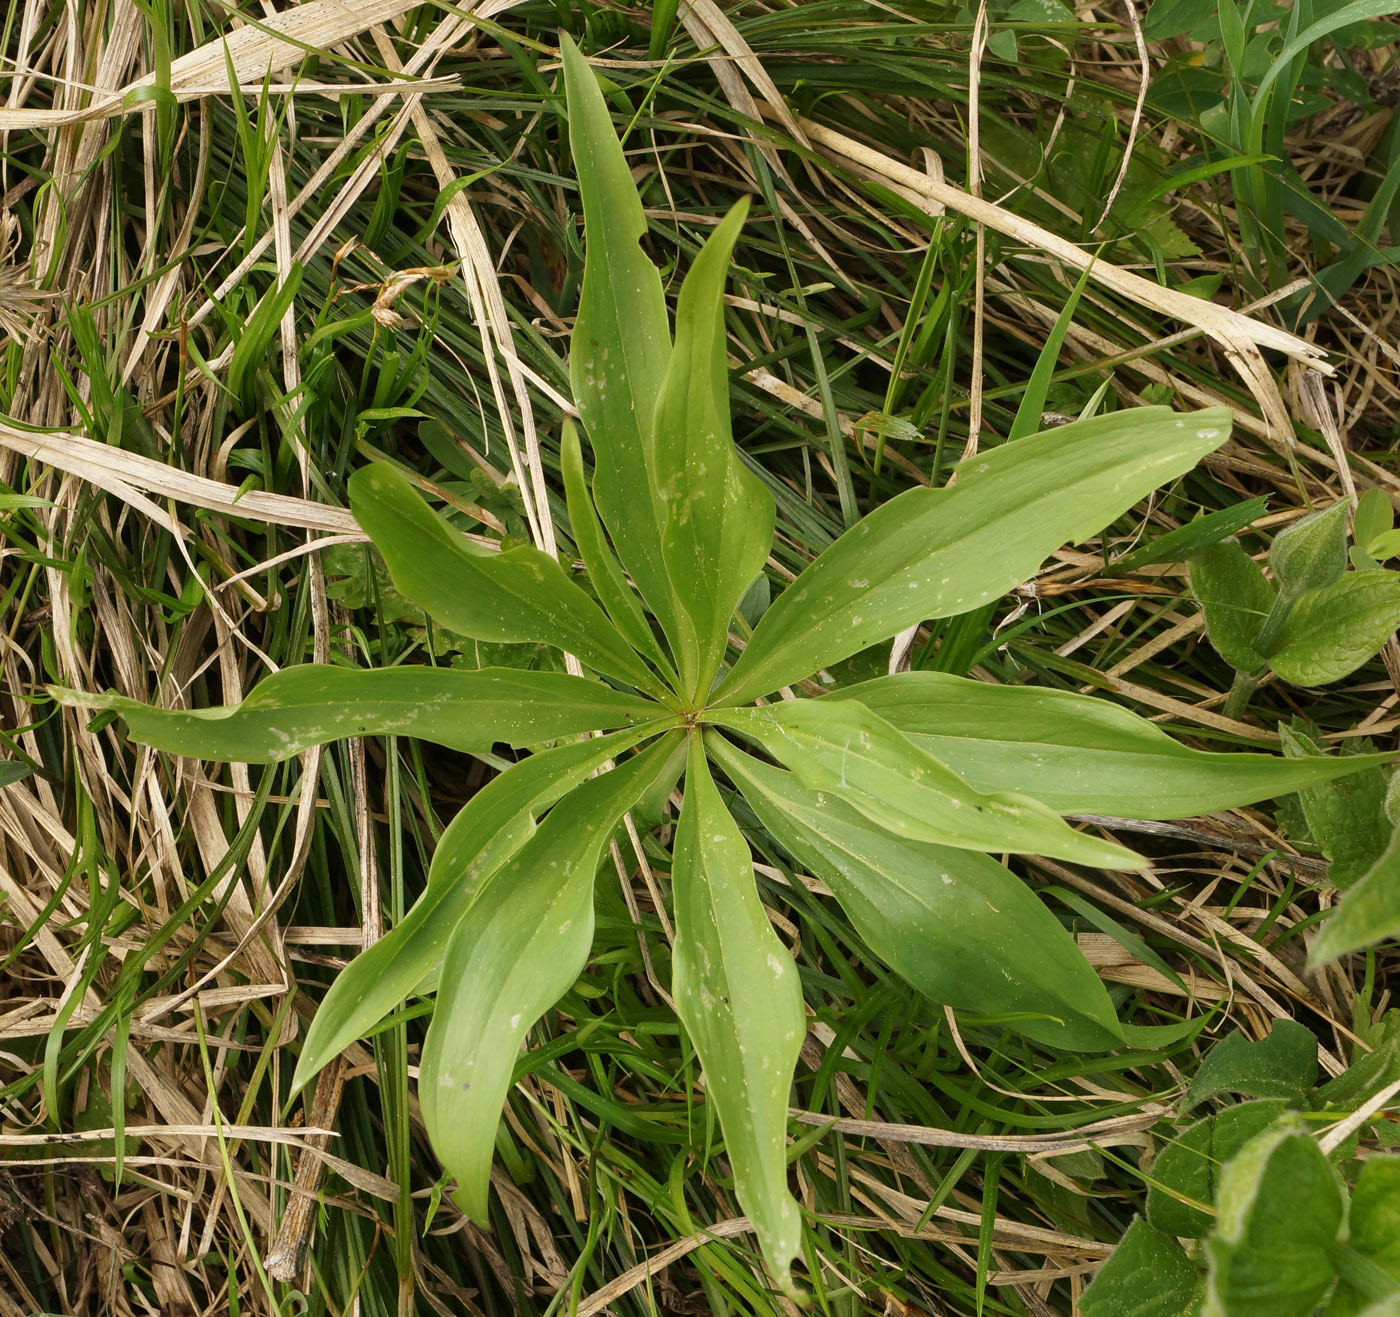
[53, 666, 666, 762]
[1269, 570, 1400, 686]
[293, 727, 651, 1091]
[834, 671, 1393, 819]
[1189, 537, 1275, 673]
[419, 733, 684, 1220]
[715, 406, 1233, 705]
[710, 735, 1128, 1051]
[561, 34, 676, 634]
[561, 420, 676, 679]
[716, 700, 1142, 869]
[672, 739, 804, 1291]
[349, 462, 666, 696]
[652, 200, 776, 702]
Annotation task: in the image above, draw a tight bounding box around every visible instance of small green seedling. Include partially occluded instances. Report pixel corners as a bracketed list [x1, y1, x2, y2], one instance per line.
[1190, 499, 1400, 719]
[51, 36, 1395, 1294]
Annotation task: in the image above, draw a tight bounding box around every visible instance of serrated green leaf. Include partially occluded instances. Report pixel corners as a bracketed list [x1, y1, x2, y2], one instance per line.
[716, 406, 1233, 705]
[652, 200, 776, 702]
[560, 421, 676, 681]
[293, 727, 650, 1092]
[419, 733, 683, 1220]
[52, 666, 666, 762]
[1270, 570, 1400, 686]
[716, 699, 1142, 868]
[831, 671, 1391, 820]
[1185, 1020, 1318, 1110]
[1270, 501, 1349, 598]
[673, 739, 804, 1292]
[709, 734, 1128, 1051]
[560, 34, 677, 636]
[1204, 1120, 1345, 1317]
[1311, 824, 1400, 965]
[1081, 1218, 1205, 1317]
[1280, 724, 1391, 887]
[1189, 537, 1275, 672]
[1147, 1100, 1290, 1239]
[1356, 489, 1395, 558]
[349, 461, 666, 696]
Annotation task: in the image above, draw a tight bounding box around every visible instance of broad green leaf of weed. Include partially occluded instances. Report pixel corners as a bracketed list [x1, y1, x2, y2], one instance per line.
[1269, 571, 1400, 687]
[1270, 500, 1349, 598]
[1204, 1120, 1346, 1317]
[831, 671, 1391, 819]
[1280, 723, 1391, 887]
[1313, 1012, 1400, 1112]
[1185, 1019, 1318, 1110]
[53, 667, 663, 762]
[1310, 823, 1400, 965]
[1327, 1158, 1400, 1316]
[1080, 1218, 1205, 1317]
[671, 739, 805, 1293]
[716, 699, 1142, 868]
[561, 420, 675, 678]
[1146, 1100, 1290, 1239]
[716, 406, 1234, 706]
[1188, 537, 1275, 672]
[1357, 488, 1398, 556]
[710, 736, 1128, 1052]
[419, 734, 682, 1220]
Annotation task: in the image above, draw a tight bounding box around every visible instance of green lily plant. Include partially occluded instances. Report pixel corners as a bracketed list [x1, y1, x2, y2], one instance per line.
[55, 37, 1390, 1292]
